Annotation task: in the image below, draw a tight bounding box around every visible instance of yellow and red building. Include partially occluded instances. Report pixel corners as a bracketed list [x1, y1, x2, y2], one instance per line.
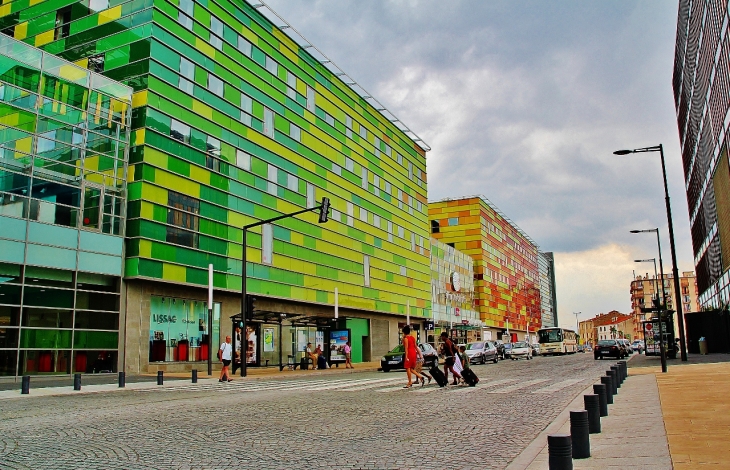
[429, 196, 541, 342]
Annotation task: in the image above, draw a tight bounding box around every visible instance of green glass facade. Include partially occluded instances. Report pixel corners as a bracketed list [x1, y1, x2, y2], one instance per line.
[1, 0, 430, 371]
[0, 35, 132, 375]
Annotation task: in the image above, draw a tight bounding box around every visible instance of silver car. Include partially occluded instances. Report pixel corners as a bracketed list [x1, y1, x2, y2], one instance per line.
[465, 341, 499, 364]
[510, 341, 533, 360]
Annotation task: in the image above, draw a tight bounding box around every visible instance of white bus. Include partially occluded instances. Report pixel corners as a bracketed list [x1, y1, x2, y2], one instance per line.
[537, 327, 578, 355]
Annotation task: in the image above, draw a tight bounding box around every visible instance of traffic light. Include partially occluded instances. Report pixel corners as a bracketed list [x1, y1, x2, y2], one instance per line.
[318, 197, 330, 223]
[245, 295, 256, 320]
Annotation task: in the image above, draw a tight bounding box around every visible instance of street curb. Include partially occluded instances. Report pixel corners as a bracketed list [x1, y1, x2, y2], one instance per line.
[0, 364, 385, 399]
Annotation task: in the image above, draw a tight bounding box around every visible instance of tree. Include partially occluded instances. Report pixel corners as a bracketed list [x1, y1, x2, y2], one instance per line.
[610, 326, 617, 339]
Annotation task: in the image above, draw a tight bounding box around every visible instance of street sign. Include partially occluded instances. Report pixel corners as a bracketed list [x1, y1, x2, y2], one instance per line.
[424, 320, 435, 331]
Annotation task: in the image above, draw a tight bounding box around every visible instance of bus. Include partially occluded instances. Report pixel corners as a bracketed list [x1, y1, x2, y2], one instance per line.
[537, 327, 578, 355]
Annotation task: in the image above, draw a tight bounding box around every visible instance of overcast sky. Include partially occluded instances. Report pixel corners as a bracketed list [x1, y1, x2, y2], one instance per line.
[264, 0, 689, 328]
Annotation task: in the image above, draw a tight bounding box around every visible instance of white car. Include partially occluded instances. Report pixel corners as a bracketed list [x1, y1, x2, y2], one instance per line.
[510, 341, 533, 360]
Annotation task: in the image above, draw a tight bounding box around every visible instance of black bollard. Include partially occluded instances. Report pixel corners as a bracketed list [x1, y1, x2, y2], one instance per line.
[611, 366, 621, 387]
[569, 410, 590, 459]
[548, 434, 573, 470]
[157, 370, 163, 385]
[192, 369, 198, 383]
[21, 375, 30, 394]
[593, 383, 608, 417]
[619, 361, 628, 381]
[606, 370, 618, 395]
[73, 373, 81, 391]
[118, 371, 125, 388]
[600, 376, 614, 404]
[583, 394, 601, 434]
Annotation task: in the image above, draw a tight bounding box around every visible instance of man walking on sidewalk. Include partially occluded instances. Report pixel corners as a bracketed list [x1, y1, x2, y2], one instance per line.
[219, 335, 233, 382]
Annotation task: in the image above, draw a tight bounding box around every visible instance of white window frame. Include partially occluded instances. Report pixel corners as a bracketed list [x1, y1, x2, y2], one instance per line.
[306, 86, 315, 112]
[267, 164, 277, 195]
[306, 183, 315, 208]
[236, 150, 250, 171]
[208, 74, 224, 97]
[361, 167, 367, 189]
[265, 56, 278, 75]
[262, 224, 273, 265]
[286, 173, 298, 192]
[238, 36, 252, 56]
[290, 124, 301, 142]
[364, 255, 370, 287]
[263, 107, 274, 138]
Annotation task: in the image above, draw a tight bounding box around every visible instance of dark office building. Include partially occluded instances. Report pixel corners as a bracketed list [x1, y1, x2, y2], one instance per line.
[673, 0, 730, 307]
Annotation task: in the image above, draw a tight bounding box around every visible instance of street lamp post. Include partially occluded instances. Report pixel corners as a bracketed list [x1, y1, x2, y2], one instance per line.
[615, 145, 687, 361]
[240, 197, 331, 377]
[635, 258, 667, 373]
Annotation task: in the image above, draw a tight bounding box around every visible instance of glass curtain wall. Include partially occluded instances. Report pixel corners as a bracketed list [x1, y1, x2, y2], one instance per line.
[0, 37, 131, 376]
[0, 261, 121, 375]
[149, 295, 220, 363]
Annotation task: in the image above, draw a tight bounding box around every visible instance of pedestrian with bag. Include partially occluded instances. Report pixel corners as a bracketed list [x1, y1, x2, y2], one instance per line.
[219, 335, 233, 382]
[344, 342, 354, 369]
[402, 325, 425, 388]
[440, 331, 462, 386]
[414, 346, 432, 385]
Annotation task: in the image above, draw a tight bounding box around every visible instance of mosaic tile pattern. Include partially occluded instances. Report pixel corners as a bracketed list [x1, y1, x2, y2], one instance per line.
[1, 0, 431, 317]
[429, 197, 542, 332]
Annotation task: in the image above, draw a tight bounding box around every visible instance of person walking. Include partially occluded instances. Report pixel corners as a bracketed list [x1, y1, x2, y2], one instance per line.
[440, 331, 462, 385]
[219, 335, 233, 382]
[402, 325, 424, 388]
[344, 341, 353, 369]
[414, 346, 432, 384]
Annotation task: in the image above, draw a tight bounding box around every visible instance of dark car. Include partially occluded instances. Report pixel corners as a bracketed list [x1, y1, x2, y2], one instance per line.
[593, 339, 626, 359]
[465, 341, 499, 364]
[494, 340, 506, 360]
[381, 343, 438, 372]
[503, 343, 513, 359]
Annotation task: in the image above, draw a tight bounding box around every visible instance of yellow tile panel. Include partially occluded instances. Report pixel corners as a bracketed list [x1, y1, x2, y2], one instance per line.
[132, 90, 147, 108]
[98, 5, 122, 24]
[195, 37, 216, 58]
[162, 262, 186, 282]
[155, 170, 200, 197]
[192, 99, 213, 120]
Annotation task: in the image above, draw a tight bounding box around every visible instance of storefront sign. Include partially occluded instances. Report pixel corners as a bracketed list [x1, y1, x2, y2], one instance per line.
[424, 320, 435, 331]
[451, 272, 461, 292]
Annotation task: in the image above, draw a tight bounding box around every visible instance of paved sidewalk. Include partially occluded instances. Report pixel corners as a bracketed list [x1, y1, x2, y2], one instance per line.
[508, 370, 671, 469]
[0, 361, 382, 399]
[632, 358, 730, 469]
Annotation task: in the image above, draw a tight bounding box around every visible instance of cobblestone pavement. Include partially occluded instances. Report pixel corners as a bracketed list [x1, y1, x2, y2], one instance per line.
[0, 353, 618, 469]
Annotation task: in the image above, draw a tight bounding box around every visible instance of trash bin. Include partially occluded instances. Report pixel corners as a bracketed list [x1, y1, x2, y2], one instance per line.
[699, 337, 708, 355]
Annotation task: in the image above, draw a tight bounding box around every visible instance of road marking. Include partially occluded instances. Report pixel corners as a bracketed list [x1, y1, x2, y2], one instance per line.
[532, 378, 585, 394]
[332, 377, 405, 391]
[488, 378, 549, 394]
[304, 377, 396, 391]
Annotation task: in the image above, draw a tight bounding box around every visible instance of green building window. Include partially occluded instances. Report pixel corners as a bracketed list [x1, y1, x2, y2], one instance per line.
[166, 191, 199, 248]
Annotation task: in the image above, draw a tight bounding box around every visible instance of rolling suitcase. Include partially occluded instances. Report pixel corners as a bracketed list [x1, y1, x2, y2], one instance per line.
[429, 365, 448, 387]
[461, 368, 479, 387]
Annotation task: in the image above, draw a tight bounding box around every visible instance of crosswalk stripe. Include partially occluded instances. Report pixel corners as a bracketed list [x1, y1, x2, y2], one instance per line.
[489, 378, 549, 394]
[330, 377, 405, 391]
[532, 378, 584, 394]
[303, 378, 391, 391]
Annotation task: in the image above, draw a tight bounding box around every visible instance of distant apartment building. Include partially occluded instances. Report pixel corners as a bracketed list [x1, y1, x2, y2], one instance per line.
[578, 318, 594, 346]
[673, 1, 730, 308]
[579, 311, 635, 346]
[630, 271, 699, 338]
[538, 251, 558, 328]
[429, 196, 541, 343]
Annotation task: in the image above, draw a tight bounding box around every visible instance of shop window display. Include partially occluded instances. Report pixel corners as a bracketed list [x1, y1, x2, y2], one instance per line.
[149, 296, 220, 362]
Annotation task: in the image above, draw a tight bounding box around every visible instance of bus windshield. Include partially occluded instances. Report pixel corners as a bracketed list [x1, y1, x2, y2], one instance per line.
[538, 329, 563, 344]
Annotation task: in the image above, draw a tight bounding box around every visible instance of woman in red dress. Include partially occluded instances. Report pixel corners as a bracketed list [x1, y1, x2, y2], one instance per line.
[402, 325, 425, 388]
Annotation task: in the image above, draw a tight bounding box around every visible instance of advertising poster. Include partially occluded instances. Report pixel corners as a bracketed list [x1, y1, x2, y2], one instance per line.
[329, 330, 349, 362]
[297, 329, 308, 352]
[263, 328, 274, 352]
[246, 326, 257, 364]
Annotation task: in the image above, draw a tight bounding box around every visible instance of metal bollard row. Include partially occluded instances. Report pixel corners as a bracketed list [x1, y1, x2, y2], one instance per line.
[118, 371, 126, 388]
[569, 410, 590, 459]
[157, 370, 163, 385]
[192, 369, 198, 383]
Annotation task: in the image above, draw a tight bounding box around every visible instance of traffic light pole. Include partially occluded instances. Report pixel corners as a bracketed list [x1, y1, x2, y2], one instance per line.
[240, 199, 331, 377]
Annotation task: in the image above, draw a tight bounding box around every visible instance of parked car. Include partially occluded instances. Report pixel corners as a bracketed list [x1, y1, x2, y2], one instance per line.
[503, 343, 513, 359]
[530, 343, 540, 356]
[510, 341, 533, 360]
[465, 341, 499, 364]
[593, 339, 626, 359]
[494, 340, 506, 360]
[618, 339, 633, 356]
[577, 344, 585, 353]
[584, 345, 593, 352]
[381, 343, 439, 372]
[631, 340, 645, 354]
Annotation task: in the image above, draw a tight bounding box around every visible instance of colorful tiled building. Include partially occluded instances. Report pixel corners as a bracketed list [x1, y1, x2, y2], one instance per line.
[429, 238, 480, 346]
[0, 36, 132, 376]
[0, 0, 430, 373]
[429, 196, 541, 342]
